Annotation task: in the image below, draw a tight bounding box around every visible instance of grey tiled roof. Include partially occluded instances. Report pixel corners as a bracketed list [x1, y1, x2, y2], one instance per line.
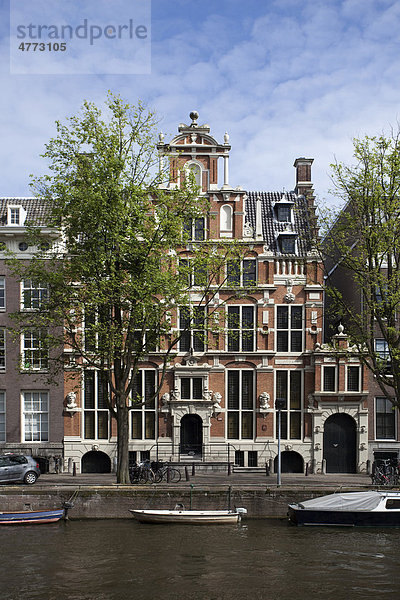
[245, 191, 313, 255]
[0, 197, 52, 227]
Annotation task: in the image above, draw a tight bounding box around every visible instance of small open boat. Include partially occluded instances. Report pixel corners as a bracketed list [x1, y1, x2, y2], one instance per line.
[0, 508, 66, 525]
[130, 506, 247, 524]
[288, 491, 400, 527]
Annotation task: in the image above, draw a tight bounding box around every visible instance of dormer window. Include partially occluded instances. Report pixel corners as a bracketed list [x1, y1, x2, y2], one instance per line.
[279, 234, 297, 254]
[276, 205, 291, 222]
[7, 205, 26, 226]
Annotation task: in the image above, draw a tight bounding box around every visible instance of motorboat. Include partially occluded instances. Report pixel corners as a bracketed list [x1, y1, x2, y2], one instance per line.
[130, 506, 247, 524]
[0, 508, 66, 525]
[288, 491, 400, 527]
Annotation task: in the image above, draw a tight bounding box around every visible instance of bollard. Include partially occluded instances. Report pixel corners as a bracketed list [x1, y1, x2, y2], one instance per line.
[268, 458, 274, 474]
[192, 462, 195, 476]
[322, 458, 326, 474]
[366, 459, 371, 475]
[228, 462, 232, 476]
[167, 466, 171, 483]
[265, 462, 270, 477]
[305, 463, 308, 476]
[72, 462, 76, 476]
[185, 466, 190, 481]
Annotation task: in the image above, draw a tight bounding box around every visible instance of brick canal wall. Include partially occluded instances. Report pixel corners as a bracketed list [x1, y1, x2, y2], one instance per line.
[0, 485, 368, 519]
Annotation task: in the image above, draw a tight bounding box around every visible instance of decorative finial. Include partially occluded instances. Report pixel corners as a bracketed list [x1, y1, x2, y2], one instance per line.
[159, 132, 164, 142]
[338, 322, 345, 335]
[189, 111, 199, 125]
[224, 131, 229, 144]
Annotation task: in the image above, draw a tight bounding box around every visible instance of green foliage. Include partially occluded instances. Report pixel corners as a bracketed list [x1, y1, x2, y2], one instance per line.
[322, 131, 400, 405]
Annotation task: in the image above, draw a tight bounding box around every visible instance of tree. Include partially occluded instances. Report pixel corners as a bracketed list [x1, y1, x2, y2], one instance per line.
[322, 131, 400, 407]
[8, 94, 241, 483]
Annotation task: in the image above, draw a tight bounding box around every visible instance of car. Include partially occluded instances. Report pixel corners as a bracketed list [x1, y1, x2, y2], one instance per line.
[0, 453, 41, 485]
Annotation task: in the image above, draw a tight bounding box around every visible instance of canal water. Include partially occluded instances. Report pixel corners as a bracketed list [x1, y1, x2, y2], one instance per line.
[2, 518, 400, 600]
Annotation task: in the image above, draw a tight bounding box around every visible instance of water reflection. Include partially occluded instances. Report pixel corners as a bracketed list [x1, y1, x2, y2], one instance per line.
[1, 519, 400, 599]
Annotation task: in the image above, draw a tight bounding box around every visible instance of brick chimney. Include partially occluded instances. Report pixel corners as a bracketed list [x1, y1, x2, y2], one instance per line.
[294, 157, 319, 242]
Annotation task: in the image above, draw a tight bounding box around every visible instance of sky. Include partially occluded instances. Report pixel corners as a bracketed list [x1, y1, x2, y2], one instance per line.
[1, 0, 400, 206]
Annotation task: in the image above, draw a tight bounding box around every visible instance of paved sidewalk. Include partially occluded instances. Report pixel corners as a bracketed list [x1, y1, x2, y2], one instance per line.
[36, 470, 375, 489]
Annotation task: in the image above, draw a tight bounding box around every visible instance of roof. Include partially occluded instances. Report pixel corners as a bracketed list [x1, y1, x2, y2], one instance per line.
[245, 191, 313, 255]
[0, 197, 52, 227]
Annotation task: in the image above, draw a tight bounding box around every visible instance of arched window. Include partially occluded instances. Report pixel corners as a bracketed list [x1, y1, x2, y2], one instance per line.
[187, 163, 201, 188]
[220, 205, 232, 232]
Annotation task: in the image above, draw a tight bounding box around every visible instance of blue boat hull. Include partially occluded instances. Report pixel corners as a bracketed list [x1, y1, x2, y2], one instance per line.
[0, 509, 65, 525]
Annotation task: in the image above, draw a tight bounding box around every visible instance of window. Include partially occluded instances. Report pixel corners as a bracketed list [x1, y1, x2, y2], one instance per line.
[21, 280, 48, 310]
[187, 163, 202, 188]
[22, 329, 48, 370]
[227, 305, 255, 352]
[181, 377, 203, 400]
[0, 329, 5, 371]
[0, 277, 5, 310]
[131, 370, 157, 440]
[375, 339, 391, 373]
[179, 258, 208, 288]
[226, 260, 256, 287]
[323, 366, 336, 392]
[375, 397, 395, 440]
[9, 207, 20, 225]
[179, 306, 206, 352]
[279, 235, 296, 254]
[275, 370, 302, 440]
[0, 392, 5, 442]
[347, 366, 361, 392]
[23, 391, 49, 442]
[276, 305, 303, 352]
[220, 205, 233, 232]
[183, 218, 205, 241]
[84, 306, 110, 352]
[227, 371, 254, 439]
[276, 205, 291, 222]
[83, 371, 109, 440]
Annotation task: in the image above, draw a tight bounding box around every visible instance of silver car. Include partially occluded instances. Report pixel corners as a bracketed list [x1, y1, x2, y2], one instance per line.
[0, 454, 41, 484]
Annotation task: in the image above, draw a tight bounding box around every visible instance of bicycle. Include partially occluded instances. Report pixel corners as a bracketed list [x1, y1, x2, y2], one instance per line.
[371, 459, 399, 486]
[152, 461, 182, 483]
[129, 460, 155, 484]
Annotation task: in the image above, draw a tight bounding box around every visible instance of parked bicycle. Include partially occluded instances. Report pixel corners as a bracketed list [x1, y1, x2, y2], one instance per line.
[371, 459, 399, 486]
[129, 460, 155, 484]
[151, 461, 182, 483]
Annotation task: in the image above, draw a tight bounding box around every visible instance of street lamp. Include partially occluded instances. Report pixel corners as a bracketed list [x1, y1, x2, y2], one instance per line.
[275, 398, 286, 487]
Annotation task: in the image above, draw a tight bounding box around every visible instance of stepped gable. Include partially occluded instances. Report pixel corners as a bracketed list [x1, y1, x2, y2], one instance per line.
[245, 191, 313, 255]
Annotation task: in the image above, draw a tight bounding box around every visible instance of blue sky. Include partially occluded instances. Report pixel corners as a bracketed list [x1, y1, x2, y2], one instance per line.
[1, 0, 400, 205]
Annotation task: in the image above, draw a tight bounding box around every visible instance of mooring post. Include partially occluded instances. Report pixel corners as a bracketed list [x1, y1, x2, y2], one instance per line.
[190, 484, 194, 510]
[185, 466, 190, 481]
[228, 485, 232, 511]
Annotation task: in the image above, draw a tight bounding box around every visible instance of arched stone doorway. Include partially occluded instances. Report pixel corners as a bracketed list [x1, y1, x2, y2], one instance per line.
[274, 450, 304, 473]
[323, 413, 357, 473]
[81, 450, 111, 473]
[180, 414, 203, 457]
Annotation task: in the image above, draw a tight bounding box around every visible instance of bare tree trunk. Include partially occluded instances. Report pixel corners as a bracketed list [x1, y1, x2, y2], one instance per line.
[116, 403, 130, 484]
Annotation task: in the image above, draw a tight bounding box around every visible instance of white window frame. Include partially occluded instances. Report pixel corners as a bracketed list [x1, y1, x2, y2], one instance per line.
[0, 328, 5, 371]
[346, 365, 361, 392]
[22, 391, 49, 442]
[179, 306, 206, 353]
[322, 365, 337, 392]
[0, 391, 5, 442]
[375, 396, 396, 441]
[130, 369, 157, 441]
[275, 369, 303, 440]
[21, 279, 49, 310]
[21, 329, 49, 371]
[226, 259, 257, 287]
[227, 305, 256, 352]
[0, 277, 5, 310]
[275, 305, 303, 353]
[82, 370, 110, 441]
[226, 370, 255, 440]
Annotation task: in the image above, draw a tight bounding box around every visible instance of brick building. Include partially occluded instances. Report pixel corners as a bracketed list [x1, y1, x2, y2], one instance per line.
[1, 113, 369, 474]
[0, 199, 64, 469]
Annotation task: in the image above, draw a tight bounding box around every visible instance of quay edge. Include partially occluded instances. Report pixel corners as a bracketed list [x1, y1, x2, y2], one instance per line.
[0, 485, 375, 519]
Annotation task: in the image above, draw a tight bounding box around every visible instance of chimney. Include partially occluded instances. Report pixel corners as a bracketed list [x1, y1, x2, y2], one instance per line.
[293, 157, 319, 242]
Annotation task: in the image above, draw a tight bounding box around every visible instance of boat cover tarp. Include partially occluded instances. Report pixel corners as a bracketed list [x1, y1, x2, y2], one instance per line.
[297, 492, 384, 512]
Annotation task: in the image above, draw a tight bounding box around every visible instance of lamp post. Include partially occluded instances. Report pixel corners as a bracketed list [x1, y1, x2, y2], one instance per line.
[275, 398, 286, 487]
